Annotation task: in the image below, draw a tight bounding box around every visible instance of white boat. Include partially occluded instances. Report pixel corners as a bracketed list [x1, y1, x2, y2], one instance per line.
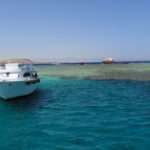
[0, 59, 40, 100]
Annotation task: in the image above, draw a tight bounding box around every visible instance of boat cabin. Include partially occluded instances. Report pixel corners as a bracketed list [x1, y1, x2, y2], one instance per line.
[0, 63, 38, 81]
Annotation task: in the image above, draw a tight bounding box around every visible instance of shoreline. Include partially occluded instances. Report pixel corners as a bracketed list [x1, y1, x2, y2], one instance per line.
[33, 61, 150, 65]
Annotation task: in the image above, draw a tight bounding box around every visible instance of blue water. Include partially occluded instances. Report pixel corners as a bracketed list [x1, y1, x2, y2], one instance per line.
[0, 77, 150, 149]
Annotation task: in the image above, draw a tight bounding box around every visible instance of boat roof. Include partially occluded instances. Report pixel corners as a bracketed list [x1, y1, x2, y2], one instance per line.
[0, 59, 36, 73]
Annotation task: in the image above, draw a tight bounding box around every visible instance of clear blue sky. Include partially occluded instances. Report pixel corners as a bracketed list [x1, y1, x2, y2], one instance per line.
[0, 0, 150, 61]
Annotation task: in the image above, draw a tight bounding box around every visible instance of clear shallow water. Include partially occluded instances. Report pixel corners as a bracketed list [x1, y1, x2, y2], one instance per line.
[1, 64, 150, 149]
[35, 63, 150, 81]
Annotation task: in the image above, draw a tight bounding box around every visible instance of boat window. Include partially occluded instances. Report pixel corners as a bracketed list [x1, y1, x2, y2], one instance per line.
[6, 72, 10, 77]
[35, 73, 38, 78]
[23, 72, 30, 77]
[32, 72, 38, 78]
[32, 73, 35, 77]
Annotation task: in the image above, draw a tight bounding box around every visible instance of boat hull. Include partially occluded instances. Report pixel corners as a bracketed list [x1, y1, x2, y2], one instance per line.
[0, 81, 38, 100]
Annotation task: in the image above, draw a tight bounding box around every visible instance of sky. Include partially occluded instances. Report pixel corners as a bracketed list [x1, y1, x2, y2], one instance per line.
[0, 0, 150, 61]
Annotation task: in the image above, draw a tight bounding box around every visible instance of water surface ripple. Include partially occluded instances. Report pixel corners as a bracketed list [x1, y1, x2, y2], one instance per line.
[0, 64, 150, 149]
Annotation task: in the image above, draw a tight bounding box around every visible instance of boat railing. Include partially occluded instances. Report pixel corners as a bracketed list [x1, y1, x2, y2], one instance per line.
[0, 66, 5, 70]
[0, 58, 32, 65]
[0, 59, 34, 71]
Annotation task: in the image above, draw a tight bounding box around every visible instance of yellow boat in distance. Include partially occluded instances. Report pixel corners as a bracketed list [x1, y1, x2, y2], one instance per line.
[102, 58, 114, 64]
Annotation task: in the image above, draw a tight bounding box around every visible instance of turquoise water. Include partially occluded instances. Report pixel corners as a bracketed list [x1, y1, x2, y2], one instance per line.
[1, 64, 150, 149]
[35, 63, 150, 81]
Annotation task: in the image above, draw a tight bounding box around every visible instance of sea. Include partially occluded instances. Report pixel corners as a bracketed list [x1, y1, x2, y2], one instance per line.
[1, 63, 150, 150]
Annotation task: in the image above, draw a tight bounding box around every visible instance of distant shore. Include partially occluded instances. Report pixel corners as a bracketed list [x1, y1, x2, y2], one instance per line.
[33, 61, 150, 65]
[1, 58, 150, 65]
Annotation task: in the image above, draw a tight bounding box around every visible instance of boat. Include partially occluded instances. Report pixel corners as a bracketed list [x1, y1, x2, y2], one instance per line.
[80, 62, 84, 65]
[102, 57, 114, 64]
[0, 59, 40, 100]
